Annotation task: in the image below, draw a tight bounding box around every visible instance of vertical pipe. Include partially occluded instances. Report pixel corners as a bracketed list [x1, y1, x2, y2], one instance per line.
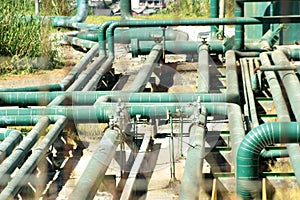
[120, 0, 133, 19]
[210, 0, 219, 38]
[234, 1, 244, 49]
[35, 0, 40, 15]
[69, 128, 122, 200]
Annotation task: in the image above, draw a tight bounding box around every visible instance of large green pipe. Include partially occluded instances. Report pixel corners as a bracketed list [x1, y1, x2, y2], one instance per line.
[234, 1, 244, 49]
[0, 130, 23, 164]
[0, 116, 67, 199]
[69, 128, 122, 200]
[77, 28, 189, 43]
[197, 44, 210, 93]
[127, 44, 162, 92]
[236, 122, 300, 199]
[51, 0, 88, 27]
[0, 116, 50, 186]
[0, 91, 240, 106]
[103, 17, 300, 57]
[179, 108, 207, 199]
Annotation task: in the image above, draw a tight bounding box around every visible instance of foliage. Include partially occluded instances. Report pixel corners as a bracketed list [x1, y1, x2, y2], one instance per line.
[161, 0, 210, 18]
[0, 0, 62, 75]
[41, 0, 72, 16]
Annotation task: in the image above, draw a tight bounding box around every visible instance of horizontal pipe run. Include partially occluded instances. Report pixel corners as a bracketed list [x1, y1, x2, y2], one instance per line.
[103, 16, 300, 56]
[0, 91, 240, 106]
[64, 36, 97, 49]
[0, 131, 23, 164]
[0, 116, 50, 186]
[255, 65, 300, 73]
[69, 128, 122, 200]
[77, 28, 189, 43]
[236, 122, 300, 199]
[0, 116, 67, 199]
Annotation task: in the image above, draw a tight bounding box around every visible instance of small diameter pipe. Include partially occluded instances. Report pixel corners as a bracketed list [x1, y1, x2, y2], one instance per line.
[0, 116, 50, 187]
[197, 44, 210, 93]
[64, 36, 97, 49]
[236, 122, 300, 199]
[179, 107, 207, 200]
[210, 0, 219, 38]
[69, 128, 122, 200]
[127, 44, 162, 92]
[256, 65, 300, 72]
[0, 116, 67, 199]
[0, 130, 23, 164]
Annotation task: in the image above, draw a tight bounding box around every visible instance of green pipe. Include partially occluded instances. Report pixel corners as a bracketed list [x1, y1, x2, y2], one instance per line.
[120, 0, 133, 19]
[236, 122, 300, 199]
[197, 44, 210, 93]
[210, 0, 219, 38]
[64, 36, 97, 49]
[234, 1, 244, 49]
[179, 108, 207, 199]
[258, 65, 300, 72]
[0, 116, 67, 199]
[69, 128, 122, 200]
[82, 55, 114, 91]
[0, 91, 240, 106]
[104, 17, 300, 58]
[0, 129, 20, 141]
[51, 0, 88, 27]
[0, 116, 62, 126]
[77, 28, 189, 43]
[275, 46, 300, 60]
[0, 130, 23, 164]
[127, 44, 162, 92]
[0, 116, 50, 186]
[259, 25, 284, 50]
[261, 148, 289, 158]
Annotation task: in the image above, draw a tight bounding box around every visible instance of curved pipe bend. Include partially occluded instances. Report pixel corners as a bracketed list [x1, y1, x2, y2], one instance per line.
[236, 122, 300, 199]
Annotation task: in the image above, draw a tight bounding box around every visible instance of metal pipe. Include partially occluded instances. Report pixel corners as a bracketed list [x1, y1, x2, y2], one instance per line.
[127, 44, 162, 92]
[0, 91, 240, 106]
[210, 0, 219, 38]
[236, 122, 300, 199]
[256, 65, 300, 72]
[234, 1, 244, 49]
[77, 28, 189, 43]
[120, 0, 133, 19]
[197, 44, 210, 93]
[69, 128, 122, 200]
[82, 55, 114, 91]
[0, 116, 50, 186]
[103, 16, 300, 57]
[64, 36, 98, 49]
[0, 116, 67, 199]
[0, 130, 23, 164]
[179, 107, 207, 199]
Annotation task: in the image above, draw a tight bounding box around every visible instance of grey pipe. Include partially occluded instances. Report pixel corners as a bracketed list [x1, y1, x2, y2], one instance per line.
[0, 116, 67, 199]
[127, 44, 162, 92]
[69, 128, 122, 200]
[236, 122, 300, 199]
[0, 116, 50, 187]
[179, 108, 207, 199]
[0, 130, 23, 164]
[197, 44, 210, 93]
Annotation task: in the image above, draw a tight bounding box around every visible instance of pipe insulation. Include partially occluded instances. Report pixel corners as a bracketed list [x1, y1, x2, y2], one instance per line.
[236, 122, 300, 199]
[69, 128, 122, 200]
[179, 108, 207, 199]
[0, 116, 67, 199]
[0, 130, 23, 164]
